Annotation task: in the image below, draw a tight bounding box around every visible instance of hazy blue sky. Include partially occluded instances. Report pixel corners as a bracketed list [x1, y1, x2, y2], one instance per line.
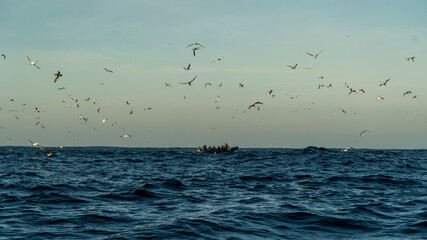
[1, 0, 426, 148]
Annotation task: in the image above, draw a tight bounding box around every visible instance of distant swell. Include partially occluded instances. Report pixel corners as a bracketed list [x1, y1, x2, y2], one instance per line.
[0, 147, 425, 239]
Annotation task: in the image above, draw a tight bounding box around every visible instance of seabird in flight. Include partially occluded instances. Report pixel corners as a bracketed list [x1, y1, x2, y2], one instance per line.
[180, 76, 197, 86]
[183, 64, 191, 71]
[186, 42, 205, 48]
[165, 83, 171, 88]
[104, 68, 113, 73]
[192, 47, 199, 56]
[121, 134, 131, 138]
[349, 88, 365, 94]
[57, 87, 66, 91]
[248, 101, 263, 109]
[403, 91, 412, 97]
[360, 130, 369, 137]
[268, 89, 273, 95]
[101, 118, 108, 125]
[27, 56, 40, 69]
[212, 56, 224, 62]
[287, 64, 297, 69]
[406, 56, 416, 62]
[376, 96, 384, 100]
[144, 107, 152, 111]
[29, 139, 39, 147]
[54, 71, 62, 83]
[205, 83, 212, 87]
[239, 83, 244, 88]
[379, 78, 390, 87]
[306, 50, 324, 59]
[1, 54, 5, 60]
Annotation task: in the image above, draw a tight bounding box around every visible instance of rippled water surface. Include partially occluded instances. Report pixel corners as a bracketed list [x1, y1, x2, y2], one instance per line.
[0, 147, 426, 239]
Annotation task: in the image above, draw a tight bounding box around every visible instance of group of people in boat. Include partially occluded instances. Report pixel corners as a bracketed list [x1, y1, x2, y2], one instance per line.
[197, 143, 231, 153]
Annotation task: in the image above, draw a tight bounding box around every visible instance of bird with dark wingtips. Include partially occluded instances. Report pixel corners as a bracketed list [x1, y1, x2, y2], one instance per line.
[104, 68, 113, 73]
[248, 101, 263, 109]
[180, 76, 197, 86]
[349, 88, 365, 94]
[379, 78, 390, 87]
[360, 130, 369, 137]
[403, 91, 412, 97]
[406, 56, 415, 62]
[306, 50, 324, 59]
[54, 71, 62, 83]
[186, 42, 205, 48]
[27, 56, 40, 69]
[1, 54, 5, 60]
[288, 64, 297, 69]
[192, 48, 199, 56]
[183, 64, 191, 71]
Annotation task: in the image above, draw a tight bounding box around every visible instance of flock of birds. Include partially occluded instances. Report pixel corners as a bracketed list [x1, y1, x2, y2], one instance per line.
[0, 38, 420, 152]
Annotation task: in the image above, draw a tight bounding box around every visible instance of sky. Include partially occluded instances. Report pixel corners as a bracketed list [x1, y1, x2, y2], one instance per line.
[0, 0, 426, 148]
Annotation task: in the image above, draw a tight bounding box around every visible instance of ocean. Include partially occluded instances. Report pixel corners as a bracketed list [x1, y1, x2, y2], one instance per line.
[0, 147, 426, 239]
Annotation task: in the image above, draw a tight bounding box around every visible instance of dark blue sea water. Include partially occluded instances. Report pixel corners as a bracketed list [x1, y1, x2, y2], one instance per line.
[0, 147, 426, 239]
